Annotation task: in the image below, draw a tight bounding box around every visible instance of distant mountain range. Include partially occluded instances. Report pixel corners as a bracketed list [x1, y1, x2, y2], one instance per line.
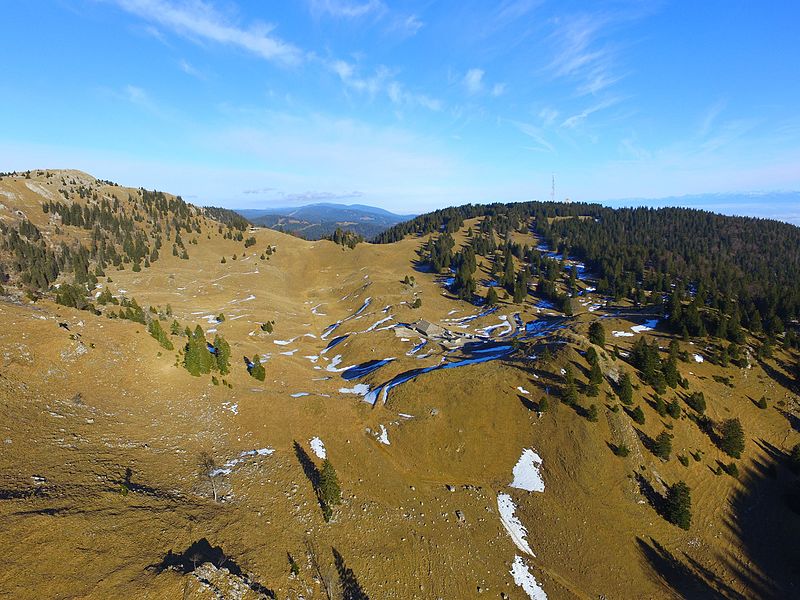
[235, 203, 416, 239]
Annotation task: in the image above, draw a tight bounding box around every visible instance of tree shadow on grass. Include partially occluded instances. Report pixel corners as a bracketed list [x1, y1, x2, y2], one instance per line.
[636, 536, 740, 600]
[333, 547, 370, 600]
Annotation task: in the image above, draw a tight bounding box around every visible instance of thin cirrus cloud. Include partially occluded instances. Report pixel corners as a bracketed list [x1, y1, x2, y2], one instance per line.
[308, 0, 386, 19]
[464, 68, 484, 94]
[330, 60, 442, 111]
[113, 0, 303, 66]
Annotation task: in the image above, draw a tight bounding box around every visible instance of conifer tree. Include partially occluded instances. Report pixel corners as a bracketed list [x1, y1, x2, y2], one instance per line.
[664, 481, 692, 530]
[562, 365, 578, 406]
[213, 334, 231, 374]
[249, 355, 266, 381]
[148, 319, 174, 350]
[619, 372, 633, 405]
[719, 418, 745, 458]
[654, 431, 672, 460]
[318, 459, 342, 522]
[588, 321, 605, 347]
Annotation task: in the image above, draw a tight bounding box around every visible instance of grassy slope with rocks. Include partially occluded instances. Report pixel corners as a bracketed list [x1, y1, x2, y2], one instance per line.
[0, 170, 798, 600]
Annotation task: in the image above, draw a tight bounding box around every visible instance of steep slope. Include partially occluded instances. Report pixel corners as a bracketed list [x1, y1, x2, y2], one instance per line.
[0, 170, 798, 600]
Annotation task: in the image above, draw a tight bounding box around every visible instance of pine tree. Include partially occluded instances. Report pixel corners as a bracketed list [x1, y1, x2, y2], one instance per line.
[318, 459, 342, 523]
[563, 365, 578, 406]
[654, 431, 672, 460]
[667, 398, 681, 419]
[588, 321, 605, 347]
[213, 334, 231, 374]
[631, 405, 645, 425]
[664, 481, 692, 530]
[184, 325, 213, 376]
[619, 372, 633, 405]
[486, 286, 499, 306]
[249, 355, 266, 381]
[148, 319, 174, 350]
[719, 418, 745, 458]
[587, 404, 599, 422]
[589, 360, 603, 386]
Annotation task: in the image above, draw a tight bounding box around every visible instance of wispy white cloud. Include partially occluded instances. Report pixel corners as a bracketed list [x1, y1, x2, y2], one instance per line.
[178, 58, 205, 79]
[121, 84, 159, 112]
[538, 107, 559, 127]
[491, 83, 507, 97]
[698, 100, 727, 138]
[113, 0, 302, 66]
[309, 0, 386, 19]
[560, 97, 620, 129]
[464, 68, 485, 94]
[507, 119, 554, 152]
[390, 13, 424, 37]
[330, 60, 441, 110]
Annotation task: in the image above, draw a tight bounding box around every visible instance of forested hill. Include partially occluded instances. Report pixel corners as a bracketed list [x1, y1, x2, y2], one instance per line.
[375, 201, 800, 330]
[0, 170, 251, 307]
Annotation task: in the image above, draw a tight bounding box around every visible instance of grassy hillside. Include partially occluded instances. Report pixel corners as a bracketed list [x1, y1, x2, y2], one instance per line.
[0, 170, 798, 600]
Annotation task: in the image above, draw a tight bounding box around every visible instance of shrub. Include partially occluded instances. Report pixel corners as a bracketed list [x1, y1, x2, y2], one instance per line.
[678, 455, 689, 467]
[756, 396, 768, 409]
[587, 404, 599, 422]
[612, 443, 630, 457]
[721, 461, 739, 478]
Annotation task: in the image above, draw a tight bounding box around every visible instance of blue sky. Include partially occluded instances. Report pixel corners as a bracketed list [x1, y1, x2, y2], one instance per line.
[1, 1, 799, 214]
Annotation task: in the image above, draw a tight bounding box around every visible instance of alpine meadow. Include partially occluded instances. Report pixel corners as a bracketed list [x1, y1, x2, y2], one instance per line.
[1, 2, 799, 600]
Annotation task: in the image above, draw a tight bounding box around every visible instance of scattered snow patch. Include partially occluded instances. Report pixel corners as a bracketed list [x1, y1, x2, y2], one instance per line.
[693, 353, 704, 363]
[510, 449, 545, 493]
[497, 493, 534, 555]
[377, 424, 390, 445]
[510, 555, 548, 600]
[340, 383, 370, 396]
[517, 386, 530, 395]
[631, 319, 658, 333]
[309, 437, 326, 459]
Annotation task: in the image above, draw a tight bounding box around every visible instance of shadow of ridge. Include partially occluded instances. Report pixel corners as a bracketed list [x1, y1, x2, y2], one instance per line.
[150, 538, 275, 597]
[720, 454, 800, 599]
[636, 536, 738, 600]
[333, 547, 370, 600]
